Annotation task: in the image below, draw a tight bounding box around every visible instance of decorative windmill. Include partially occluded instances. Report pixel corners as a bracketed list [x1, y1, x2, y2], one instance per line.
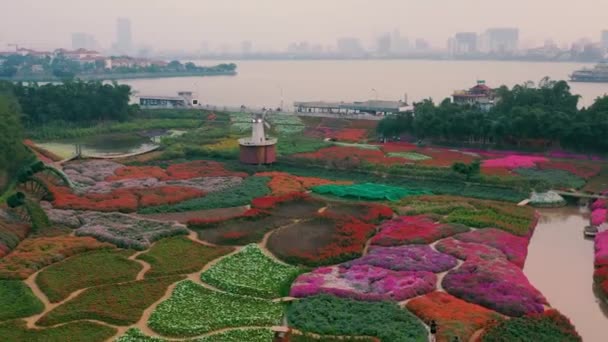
[238, 110, 278, 164]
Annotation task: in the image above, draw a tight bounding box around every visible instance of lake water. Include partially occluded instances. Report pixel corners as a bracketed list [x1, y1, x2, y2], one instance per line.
[121, 60, 608, 109]
[36, 133, 158, 159]
[524, 207, 608, 342]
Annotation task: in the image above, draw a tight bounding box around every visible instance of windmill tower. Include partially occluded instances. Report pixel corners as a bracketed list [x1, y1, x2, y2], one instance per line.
[238, 110, 277, 164]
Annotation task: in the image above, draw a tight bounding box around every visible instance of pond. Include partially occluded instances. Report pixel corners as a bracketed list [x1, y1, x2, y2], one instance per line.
[524, 206, 608, 342]
[35, 130, 184, 159]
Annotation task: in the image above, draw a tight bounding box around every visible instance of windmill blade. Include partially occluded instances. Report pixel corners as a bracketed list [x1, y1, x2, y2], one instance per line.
[264, 121, 271, 129]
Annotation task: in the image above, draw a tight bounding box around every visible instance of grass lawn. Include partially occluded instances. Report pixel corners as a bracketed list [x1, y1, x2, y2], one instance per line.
[0, 280, 44, 321]
[201, 244, 303, 299]
[38, 275, 183, 326]
[36, 249, 141, 303]
[0, 319, 116, 342]
[137, 236, 233, 278]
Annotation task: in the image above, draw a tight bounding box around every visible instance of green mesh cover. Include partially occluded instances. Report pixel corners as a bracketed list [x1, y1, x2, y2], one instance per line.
[312, 183, 431, 201]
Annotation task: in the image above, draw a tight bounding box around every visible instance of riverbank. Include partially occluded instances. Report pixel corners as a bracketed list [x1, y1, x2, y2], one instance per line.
[0, 70, 237, 82]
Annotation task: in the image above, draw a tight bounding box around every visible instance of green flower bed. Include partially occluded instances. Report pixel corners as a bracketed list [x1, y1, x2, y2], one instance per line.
[139, 176, 270, 213]
[117, 327, 275, 342]
[514, 168, 585, 190]
[481, 310, 581, 342]
[0, 320, 116, 342]
[38, 276, 182, 326]
[269, 114, 305, 135]
[0, 280, 44, 321]
[387, 152, 431, 160]
[278, 136, 332, 156]
[287, 295, 427, 342]
[201, 244, 303, 299]
[138, 236, 233, 278]
[312, 183, 431, 202]
[36, 249, 141, 303]
[148, 280, 284, 337]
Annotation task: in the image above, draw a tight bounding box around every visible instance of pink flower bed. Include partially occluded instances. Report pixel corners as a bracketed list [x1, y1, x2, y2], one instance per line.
[435, 237, 507, 262]
[442, 257, 548, 317]
[290, 264, 436, 301]
[371, 215, 469, 246]
[343, 245, 458, 273]
[452, 228, 531, 268]
[591, 209, 607, 227]
[591, 199, 606, 210]
[595, 231, 608, 268]
[482, 155, 548, 169]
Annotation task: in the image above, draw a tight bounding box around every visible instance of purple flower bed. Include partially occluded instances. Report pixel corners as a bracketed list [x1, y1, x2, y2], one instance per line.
[452, 228, 531, 268]
[343, 245, 458, 273]
[435, 237, 506, 262]
[290, 264, 436, 301]
[442, 257, 547, 317]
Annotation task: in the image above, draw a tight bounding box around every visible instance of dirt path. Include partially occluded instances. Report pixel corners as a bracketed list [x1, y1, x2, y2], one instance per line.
[129, 250, 151, 281]
[186, 229, 218, 247]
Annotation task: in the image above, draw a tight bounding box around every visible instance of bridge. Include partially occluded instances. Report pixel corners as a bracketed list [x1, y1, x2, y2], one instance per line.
[554, 190, 608, 200]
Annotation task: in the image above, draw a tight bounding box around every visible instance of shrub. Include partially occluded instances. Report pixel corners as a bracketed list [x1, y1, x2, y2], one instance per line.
[38, 276, 182, 326]
[137, 236, 233, 278]
[287, 295, 427, 342]
[148, 280, 284, 337]
[201, 244, 303, 299]
[371, 215, 470, 246]
[480, 309, 581, 342]
[0, 280, 44, 321]
[36, 249, 141, 303]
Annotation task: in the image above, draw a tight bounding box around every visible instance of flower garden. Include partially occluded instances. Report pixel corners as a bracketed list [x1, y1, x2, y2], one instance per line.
[3, 112, 607, 342]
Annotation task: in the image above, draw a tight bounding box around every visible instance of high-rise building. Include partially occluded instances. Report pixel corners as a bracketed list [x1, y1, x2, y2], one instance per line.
[482, 28, 519, 54]
[601, 30, 608, 49]
[71, 33, 97, 50]
[375, 33, 391, 56]
[415, 38, 430, 51]
[391, 30, 410, 55]
[115, 18, 132, 54]
[450, 32, 478, 55]
[336, 37, 364, 56]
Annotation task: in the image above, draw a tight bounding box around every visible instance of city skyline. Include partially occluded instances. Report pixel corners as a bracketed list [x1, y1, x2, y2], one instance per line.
[2, 0, 608, 53]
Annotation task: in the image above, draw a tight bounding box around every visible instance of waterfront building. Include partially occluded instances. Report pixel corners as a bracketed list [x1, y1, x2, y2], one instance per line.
[452, 81, 495, 111]
[449, 32, 478, 56]
[294, 99, 410, 116]
[138, 91, 199, 108]
[481, 28, 519, 54]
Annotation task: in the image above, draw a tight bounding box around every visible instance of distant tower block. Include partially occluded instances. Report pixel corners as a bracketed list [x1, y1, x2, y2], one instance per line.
[238, 111, 277, 164]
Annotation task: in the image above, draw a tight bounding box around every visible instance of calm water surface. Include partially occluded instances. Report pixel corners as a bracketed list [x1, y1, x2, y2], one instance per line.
[36, 133, 157, 159]
[524, 207, 608, 342]
[121, 60, 608, 109]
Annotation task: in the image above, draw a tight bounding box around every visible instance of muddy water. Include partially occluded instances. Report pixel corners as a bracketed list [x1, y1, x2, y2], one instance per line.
[524, 207, 608, 342]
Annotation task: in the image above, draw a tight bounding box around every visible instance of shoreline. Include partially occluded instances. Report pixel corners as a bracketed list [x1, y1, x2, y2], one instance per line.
[0, 71, 237, 82]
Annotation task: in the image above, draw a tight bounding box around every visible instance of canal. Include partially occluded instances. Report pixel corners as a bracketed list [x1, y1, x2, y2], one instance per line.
[524, 206, 608, 342]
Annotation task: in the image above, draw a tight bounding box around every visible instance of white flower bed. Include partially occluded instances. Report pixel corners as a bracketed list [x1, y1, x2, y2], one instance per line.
[148, 280, 283, 337]
[201, 244, 301, 299]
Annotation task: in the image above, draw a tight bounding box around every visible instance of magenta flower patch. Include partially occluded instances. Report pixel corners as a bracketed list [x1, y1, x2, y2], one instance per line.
[290, 264, 436, 301]
[435, 237, 506, 262]
[452, 228, 531, 268]
[482, 155, 548, 169]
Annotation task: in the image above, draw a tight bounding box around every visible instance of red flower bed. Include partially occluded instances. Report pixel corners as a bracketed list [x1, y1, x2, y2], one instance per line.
[538, 161, 601, 179]
[379, 142, 419, 153]
[481, 166, 513, 177]
[329, 128, 368, 142]
[371, 215, 470, 246]
[406, 291, 502, 342]
[251, 192, 311, 209]
[323, 203, 394, 223]
[294, 146, 404, 166]
[106, 160, 247, 181]
[255, 171, 351, 195]
[50, 185, 204, 213]
[417, 148, 475, 167]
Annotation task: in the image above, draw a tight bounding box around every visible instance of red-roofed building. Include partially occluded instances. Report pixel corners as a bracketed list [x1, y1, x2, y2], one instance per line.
[452, 80, 496, 111]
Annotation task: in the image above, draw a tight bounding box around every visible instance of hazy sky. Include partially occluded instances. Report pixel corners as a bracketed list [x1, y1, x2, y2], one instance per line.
[2, 0, 607, 51]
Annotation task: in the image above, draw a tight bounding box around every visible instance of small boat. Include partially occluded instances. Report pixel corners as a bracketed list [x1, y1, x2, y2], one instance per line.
[584, 225, 599, 237]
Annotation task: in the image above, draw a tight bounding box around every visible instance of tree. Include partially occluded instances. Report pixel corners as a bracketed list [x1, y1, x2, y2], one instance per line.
[452, 160, 481, 180]
[0, 83, 29, 179]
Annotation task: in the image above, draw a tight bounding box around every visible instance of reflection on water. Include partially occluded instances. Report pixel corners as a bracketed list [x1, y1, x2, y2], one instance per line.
[524, 206, 608, 342]
[36, 133, 158, 159]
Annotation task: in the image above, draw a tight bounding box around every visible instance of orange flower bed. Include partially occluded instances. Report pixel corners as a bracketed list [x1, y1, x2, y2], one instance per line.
[406, 291, 502, 342]
[50, 185, 205, 213]
[330, 128, 368, 142]
[106, 160, 247, 181]
[255, 171, 352, 195]
[0, 236, 113, 279]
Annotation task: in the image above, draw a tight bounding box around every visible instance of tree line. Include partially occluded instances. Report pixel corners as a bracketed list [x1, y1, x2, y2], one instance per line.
[377, 78, 608, 152]
[2, 80, 135, 126]
[0, 84, 30, 185]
